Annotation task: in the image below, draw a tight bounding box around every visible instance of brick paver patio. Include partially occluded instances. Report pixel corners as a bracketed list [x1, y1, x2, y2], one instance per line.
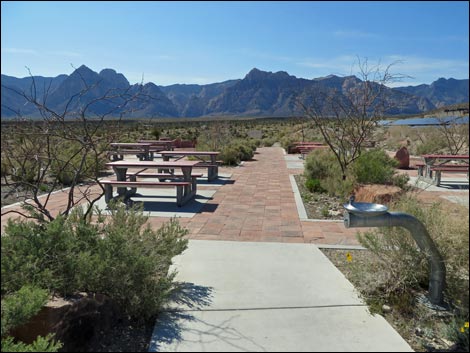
[3, 147, 467, 245]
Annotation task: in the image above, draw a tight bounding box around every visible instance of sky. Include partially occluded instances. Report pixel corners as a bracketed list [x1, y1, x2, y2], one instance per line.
[1, 1, 469, 87]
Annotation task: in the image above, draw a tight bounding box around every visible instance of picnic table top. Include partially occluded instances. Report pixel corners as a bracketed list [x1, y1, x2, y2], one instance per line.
[137, 139, 176, 144]
[422, 154, 469, 160]
[159, 150, 220, 155]
[105, 160, 201, 168]
[294, 142, 325, 145]
[110, 142, 152, 148]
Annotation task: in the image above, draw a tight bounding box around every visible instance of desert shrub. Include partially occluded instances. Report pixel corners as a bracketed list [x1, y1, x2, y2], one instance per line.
[1, 204, 188, 321]
[1, 157, 12, 177]
[1, 286, 62, 352]
[303, 149, 351, 196]
[351, 149, 398, 185]
[232, 139, 257, 160]
[219, 146, 240, 166]
[305, 178, 324, 193]
[446, 315, 469, 352]
[304, 148, 338, 180]
[280, 136, 296, 152]
[150, 127, 161, 140]
[2, 335, 62, 352]
[260, 137, 277, 147]
[217, 139, 257, 165]
[50, 142, 107, 185]
[355, 194, 469, 309]
[391, 173, 411, 190]
[321, 176, 355, 198]
[9, 159, 42, 184]
[1, 285, 49, 337]
[415, 128, 448, 155]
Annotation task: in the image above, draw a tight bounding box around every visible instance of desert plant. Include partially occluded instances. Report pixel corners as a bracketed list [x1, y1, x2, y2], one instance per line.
[219, 146, 241, 166]
[1, 204, 188, 321]
[351, 149, 398, 185]
[355, 194, 469, 309]
[1, 286, 62, 352]
[305, 178, 324, 193]
[446, 315, 469, 352]
[303, 148, 352, 196]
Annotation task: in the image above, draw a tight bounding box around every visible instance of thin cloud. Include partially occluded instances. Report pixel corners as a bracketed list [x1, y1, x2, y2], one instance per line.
[2, 48, 82, 58]
[2, 47, 38, 55]
[126, 72, 225, 85]
[296, 54, 469, 85]
[333, 30, 380, 39]
[296, 55, 357, 75]
[49, 50, 82, 57]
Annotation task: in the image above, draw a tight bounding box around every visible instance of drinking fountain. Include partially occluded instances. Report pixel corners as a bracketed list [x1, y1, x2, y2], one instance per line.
[343, 196, 446, 307]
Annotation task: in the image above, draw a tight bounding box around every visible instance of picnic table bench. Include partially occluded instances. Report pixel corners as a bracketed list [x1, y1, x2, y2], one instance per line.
[298, 145, 329, 159]
[417, 154, 469, 186]
[137, 139, 176, 153]
[159, 151, 221, 181]
[104, 160, 200, 206]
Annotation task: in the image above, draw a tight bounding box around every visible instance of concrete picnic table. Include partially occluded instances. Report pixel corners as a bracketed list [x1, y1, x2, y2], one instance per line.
[109, 142, 153, 161]
[420, 154, 470, 178]
[159, 150, 220, 181]
[105, 159, 201, 202]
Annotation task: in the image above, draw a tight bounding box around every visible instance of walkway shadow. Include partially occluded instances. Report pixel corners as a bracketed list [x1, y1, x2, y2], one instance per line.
[196, 176, 235, 186]
[169, 281, 214, 309]
[149, 282, 214, 352]
[437, 181, 469, 190]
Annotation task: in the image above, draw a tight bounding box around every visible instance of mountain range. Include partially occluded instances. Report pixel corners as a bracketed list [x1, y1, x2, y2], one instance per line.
[1, 65, 468, 119]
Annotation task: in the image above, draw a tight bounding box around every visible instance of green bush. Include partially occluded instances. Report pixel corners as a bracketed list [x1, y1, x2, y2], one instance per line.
[305, 178, 324, 193]
[220, 146, 241, 166]
[1, 157, 12, 178]
[10, 159, 42, 184]
[2, 335, 62, 352]
[391, 173, 410, 190]
[1, 286, 62, 353]
[232, 140, 255, 161]
[1, 286, 49, 337]
[351, 149, 398, 185]
[50, 142, 107, 185]
[1, 204, 188, 321]
[303, 149, 351, 196]
[304, 148, 339, 181]
[446, 315, 469, 352]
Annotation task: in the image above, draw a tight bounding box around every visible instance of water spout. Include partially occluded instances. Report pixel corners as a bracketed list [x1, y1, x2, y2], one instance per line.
[343, 205, 446, 306]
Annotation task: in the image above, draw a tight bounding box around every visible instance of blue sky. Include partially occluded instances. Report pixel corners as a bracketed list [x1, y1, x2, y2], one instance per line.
[1, 1, 469, 87]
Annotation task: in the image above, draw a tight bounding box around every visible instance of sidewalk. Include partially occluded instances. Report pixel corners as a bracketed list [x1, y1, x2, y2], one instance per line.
[149, 240, 412, 352]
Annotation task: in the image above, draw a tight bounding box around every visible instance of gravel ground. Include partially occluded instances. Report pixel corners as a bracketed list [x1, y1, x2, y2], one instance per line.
[294, 174, 344, 220]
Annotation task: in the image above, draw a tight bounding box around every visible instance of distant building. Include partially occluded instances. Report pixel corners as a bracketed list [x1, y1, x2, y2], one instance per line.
[378, 115, 469, 127]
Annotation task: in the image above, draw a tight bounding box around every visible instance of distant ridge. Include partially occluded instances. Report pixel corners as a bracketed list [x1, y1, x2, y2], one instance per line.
[2, 65, 468, 118]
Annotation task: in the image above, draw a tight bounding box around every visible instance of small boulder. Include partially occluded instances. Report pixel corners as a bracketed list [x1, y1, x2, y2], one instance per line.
[9, 293, 119, 351]
[394, 146, 410, 169]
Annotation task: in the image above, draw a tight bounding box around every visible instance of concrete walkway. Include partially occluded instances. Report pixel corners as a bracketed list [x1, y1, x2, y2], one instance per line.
[149, 240, 412, 352]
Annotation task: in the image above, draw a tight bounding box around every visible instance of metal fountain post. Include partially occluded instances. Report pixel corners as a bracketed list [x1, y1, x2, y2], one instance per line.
[343, 196, 446, 307]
